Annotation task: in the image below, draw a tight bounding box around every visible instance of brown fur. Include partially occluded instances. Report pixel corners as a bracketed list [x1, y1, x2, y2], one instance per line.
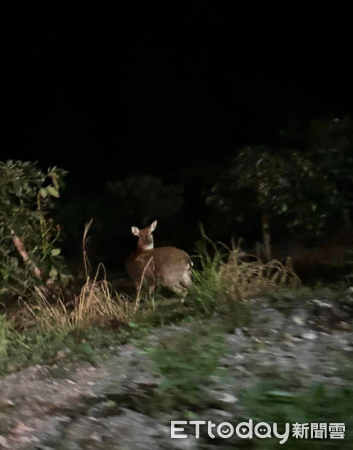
[126, 221, 192, 298]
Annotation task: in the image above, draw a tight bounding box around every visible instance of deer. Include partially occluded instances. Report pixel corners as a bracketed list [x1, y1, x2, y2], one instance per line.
[126, 220, 193, 300]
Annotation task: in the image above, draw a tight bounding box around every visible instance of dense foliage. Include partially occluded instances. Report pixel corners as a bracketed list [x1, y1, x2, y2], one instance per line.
[0, 160, 71, 302]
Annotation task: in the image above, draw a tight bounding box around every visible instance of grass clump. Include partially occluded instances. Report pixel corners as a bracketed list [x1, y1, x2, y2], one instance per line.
[188, 236, 301, 315]
[18, 277, 135, 334]
[0, 268, 155, 375]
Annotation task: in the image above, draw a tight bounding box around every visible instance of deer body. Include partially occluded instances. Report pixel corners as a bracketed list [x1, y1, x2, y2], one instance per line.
[126, 221, 192, 297]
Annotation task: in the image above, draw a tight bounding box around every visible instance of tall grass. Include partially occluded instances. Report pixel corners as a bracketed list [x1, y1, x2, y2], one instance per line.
[189, 234, 301, 313]
[16, 220, 147, 333]
[18, 279, 136, 334]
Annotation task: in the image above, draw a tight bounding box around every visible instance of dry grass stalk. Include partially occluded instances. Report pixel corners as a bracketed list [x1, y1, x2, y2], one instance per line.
[218, 248, 301, 299]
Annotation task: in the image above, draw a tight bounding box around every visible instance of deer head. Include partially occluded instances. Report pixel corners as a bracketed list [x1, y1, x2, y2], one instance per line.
[131, 220, 157, 252]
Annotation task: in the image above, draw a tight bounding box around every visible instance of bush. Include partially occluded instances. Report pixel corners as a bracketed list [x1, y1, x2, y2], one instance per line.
[189, 236, 301, 314]
[0, 160, 72, 302]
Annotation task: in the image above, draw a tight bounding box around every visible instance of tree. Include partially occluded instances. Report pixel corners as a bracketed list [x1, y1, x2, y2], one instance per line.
[207, 146, 339, 259]
[306, 117, 353, 227]
[280, 116, 353, 228]
[0, 160, 71, 301]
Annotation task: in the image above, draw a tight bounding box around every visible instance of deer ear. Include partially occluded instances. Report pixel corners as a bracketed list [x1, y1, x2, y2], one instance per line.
[150, 220, 157, 232]
[131, 226, 140, 236]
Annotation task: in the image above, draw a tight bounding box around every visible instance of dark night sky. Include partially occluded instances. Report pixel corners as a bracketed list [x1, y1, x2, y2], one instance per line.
[2, 12, 352, 188]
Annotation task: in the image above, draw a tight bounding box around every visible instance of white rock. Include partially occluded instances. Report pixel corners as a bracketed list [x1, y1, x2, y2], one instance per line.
[218, 393, 238, 404]
[292, 316, 304, 325]
[302, 331, 317, 340]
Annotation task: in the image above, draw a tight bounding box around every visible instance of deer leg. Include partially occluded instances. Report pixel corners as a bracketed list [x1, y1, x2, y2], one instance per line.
[167, 283, 188, 303]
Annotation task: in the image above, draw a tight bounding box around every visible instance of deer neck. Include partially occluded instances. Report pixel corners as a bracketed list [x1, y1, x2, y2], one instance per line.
[137, 241, 154, 252]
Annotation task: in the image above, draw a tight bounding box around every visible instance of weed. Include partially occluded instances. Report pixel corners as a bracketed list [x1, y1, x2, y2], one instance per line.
[188, 235, 300, 317]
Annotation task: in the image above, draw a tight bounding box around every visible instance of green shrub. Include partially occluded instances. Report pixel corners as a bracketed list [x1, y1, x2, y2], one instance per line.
[0, 160, 72, 303]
